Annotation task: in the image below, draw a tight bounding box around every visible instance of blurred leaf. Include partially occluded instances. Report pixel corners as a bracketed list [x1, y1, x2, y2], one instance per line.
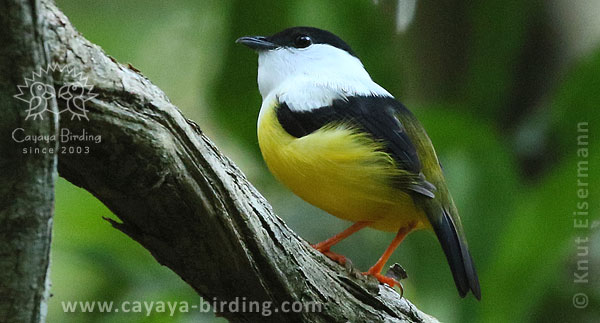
[480, 139, 599, 322]
[551, 48, 600, 152]
[480, 48, 600, 322]
[463, 0, 540, 118]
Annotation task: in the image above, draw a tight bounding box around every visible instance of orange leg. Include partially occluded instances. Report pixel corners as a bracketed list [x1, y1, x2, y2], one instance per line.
[312, 221, 371, 265]
[364, 224, 414, 289]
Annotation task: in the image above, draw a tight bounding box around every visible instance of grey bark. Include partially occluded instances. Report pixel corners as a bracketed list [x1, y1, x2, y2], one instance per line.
[0, 0, 58, 322]
[3, 0, 440, 321]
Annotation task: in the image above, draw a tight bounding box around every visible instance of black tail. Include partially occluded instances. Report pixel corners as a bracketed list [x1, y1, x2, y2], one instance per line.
[430, 207, 481, 300]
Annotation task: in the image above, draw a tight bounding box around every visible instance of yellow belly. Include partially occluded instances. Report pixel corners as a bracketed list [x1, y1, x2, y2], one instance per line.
[257, 103, 429, 232]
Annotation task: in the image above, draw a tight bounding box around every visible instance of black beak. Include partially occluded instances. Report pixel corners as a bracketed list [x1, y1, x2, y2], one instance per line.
[236, 36, 278, 50]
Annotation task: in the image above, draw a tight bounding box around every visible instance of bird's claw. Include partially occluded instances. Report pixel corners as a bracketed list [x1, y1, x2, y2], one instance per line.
[364, 272, 404, 297]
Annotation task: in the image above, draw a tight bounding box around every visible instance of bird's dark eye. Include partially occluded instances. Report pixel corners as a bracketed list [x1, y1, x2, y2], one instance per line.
[294, 35, 312, 48]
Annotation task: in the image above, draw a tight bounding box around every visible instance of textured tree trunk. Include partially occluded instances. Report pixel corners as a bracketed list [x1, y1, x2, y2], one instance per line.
[0, 0, 438, 322]
[0, 0, 58, 322]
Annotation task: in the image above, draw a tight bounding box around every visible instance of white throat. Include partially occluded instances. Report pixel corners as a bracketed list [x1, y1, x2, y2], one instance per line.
[257, 44, 392, 111]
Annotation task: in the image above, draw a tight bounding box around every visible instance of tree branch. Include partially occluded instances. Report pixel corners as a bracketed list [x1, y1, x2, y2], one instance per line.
[37, 0, 437, 321]
[0, 0, 57, 322]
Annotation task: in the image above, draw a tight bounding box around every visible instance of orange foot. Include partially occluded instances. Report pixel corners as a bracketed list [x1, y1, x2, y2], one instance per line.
[365, 272, 399, 287]
[311, 245, 347, 265]
[321, 250, 347, 265]
[364, 272, 404, 296]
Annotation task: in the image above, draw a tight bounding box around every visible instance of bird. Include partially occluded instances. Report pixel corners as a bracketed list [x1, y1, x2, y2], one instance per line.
[25, 82, 55, 120]
[57, 83, 89, 121]
[237, 26, 481, 300]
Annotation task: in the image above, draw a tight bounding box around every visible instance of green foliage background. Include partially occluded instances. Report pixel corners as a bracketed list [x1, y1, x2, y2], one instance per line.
[49, 0, 599, 322]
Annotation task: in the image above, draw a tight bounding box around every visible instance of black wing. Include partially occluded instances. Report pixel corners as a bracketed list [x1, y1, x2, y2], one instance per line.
[276, 95, 435, 198]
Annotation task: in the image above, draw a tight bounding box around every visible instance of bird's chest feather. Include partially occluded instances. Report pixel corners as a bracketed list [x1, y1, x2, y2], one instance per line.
[257, 102, 427, 231]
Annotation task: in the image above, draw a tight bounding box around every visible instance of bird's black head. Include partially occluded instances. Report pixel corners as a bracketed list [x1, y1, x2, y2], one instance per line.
[236, 26, 356, 57]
